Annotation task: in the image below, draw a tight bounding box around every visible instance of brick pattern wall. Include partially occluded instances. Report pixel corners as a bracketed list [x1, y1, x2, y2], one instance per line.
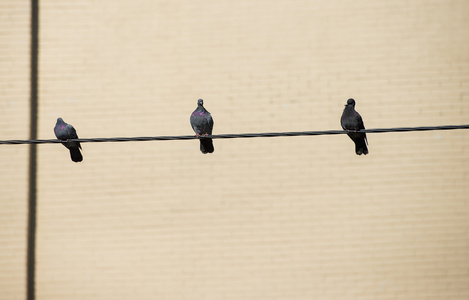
[2, 0, 469, 299]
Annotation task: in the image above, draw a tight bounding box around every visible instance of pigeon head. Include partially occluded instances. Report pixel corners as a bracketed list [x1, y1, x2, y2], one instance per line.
[57, 117, 64, 123]
[346, 98, 355, 106]
[197, 99, 204, 106]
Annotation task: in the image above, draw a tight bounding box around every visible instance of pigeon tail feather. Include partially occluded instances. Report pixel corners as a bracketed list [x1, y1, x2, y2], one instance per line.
[354, 138, 368, 155]
[346, 132, 368, 156]
[200, 138, 214, 154]
[69, 148, 83, 162]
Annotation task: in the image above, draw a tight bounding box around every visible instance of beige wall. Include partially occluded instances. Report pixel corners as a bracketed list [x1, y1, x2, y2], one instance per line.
[2, 0, 469, 299]
[0, 1, 30, 299]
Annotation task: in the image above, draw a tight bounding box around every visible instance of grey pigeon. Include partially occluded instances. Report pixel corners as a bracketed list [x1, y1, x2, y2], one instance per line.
[190, 99, 214, 154]
[340, 98, 368, 155]
[54, 117, 83, 162]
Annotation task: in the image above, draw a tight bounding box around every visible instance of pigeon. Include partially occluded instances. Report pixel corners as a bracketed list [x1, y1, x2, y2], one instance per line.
[190, 99, 214, 154]
[340, 98, 368, 155]
[54, 117, 83, 162]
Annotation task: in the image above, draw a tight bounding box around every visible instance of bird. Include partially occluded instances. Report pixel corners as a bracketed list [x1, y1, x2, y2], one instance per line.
[340, 98, 368, 155]
[190, 99, 214, 154]
[54, 117, 83, 162]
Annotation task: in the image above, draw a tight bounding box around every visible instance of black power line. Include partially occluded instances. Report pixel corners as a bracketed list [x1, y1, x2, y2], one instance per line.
[1, 125, 469, 145]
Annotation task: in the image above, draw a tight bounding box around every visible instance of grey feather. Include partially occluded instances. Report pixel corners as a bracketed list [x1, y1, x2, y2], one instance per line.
[340, 98, 368, 155]
[54, 117, 83, 162]
[190, 99, 214, 154]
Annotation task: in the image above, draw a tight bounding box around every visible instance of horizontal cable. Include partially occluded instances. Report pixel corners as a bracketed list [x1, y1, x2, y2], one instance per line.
[1, 124, 469, 145]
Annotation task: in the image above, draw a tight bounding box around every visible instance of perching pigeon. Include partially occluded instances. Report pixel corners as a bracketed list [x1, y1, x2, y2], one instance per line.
[54, 117, 83, 162]
[190, 99, 214, 154]
[340, 98, 368, 155]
